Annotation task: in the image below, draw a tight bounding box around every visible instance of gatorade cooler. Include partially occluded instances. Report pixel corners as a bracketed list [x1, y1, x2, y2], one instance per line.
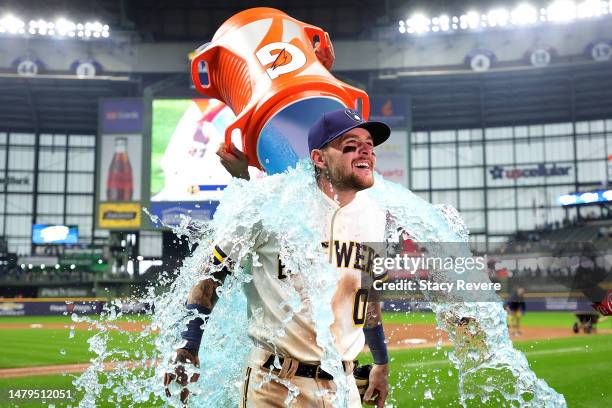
[190, 7, 370, 174]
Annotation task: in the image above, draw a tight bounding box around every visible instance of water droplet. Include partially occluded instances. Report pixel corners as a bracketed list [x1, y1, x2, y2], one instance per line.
[60, 349, 66, 355]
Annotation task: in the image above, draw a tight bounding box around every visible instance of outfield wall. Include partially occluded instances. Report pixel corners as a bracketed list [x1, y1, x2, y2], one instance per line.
[0, 298, 150, 316]
[0, 296, 595, 316]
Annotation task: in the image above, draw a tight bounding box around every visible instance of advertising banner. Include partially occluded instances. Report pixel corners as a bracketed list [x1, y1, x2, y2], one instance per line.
[38, 288, 91, 298]
[97, 98, 144, 230]
[98, 134, 143, 202]
[489, 163, 572, 181]
[370, 96, 409, 128]
[149, 201, 219, 226]
[0, 301, 104, 316]
[370, 96, 411, 187]
[375, 130, 409, 187]
[101, 99, 144, 134]
[98, 203, 141, 229]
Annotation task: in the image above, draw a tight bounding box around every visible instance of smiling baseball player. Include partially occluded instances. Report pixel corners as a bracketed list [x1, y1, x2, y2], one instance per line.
[165, 108, 392, 407]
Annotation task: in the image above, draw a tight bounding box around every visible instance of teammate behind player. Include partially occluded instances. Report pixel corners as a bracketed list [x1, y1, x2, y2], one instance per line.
[164, 109, 392, 407]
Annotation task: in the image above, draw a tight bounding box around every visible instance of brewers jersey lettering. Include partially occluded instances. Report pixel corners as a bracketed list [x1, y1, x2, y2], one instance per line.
[215, 189, 386, 362]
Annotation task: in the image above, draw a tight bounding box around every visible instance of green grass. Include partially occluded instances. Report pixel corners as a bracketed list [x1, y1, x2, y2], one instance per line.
[1, 314, 610, 407]
[357, 335, 612, 408]
[0, 327, 155, 369]
[0, 314, 153, 325]
[0, 372, 165, 408]
[0, 316, 79, 324]
[0, 335, 610, 407]
[0, 374, 82, 408]
[383, 311, 437, 325]
[3, 311, 602, 329]
[382, 311, 612, 329]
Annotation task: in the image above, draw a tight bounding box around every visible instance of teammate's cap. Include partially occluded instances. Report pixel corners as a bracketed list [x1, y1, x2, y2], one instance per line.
[308, 108, 391, 151]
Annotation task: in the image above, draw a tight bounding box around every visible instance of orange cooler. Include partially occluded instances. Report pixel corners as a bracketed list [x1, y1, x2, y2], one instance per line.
[191, 7, 370, 174]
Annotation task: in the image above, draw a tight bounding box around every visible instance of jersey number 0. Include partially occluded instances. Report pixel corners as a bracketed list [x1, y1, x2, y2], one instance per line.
[353, 288, 368, 325]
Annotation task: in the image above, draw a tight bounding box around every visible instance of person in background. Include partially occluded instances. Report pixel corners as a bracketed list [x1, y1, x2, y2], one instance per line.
[505, 287, 526, 336]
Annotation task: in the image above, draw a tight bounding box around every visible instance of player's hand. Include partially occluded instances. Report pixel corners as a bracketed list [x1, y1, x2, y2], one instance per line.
[164, 348, 200, 404]
[314, 34, 335, 70]
[216, 142, 250, 180]
[363, 363, 389, 408]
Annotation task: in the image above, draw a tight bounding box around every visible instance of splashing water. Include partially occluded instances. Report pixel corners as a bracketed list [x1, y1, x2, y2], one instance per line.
[366, 174, 566, 407]
[72, 158, 565, 407]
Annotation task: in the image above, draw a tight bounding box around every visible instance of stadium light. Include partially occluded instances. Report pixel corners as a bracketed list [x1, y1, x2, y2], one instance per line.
[547, 0, 577, 21]
[576, 0, 604, 17]
[56, 18, 76, 36]
[488, 8, 510, 27]
[0, 13, 110, 40]
[438, 15, 451, 31]
[398, 0, 612, 36]
[0, 14, 24, 34]
[406, 14, 431, 34]
[511, 4, 539, 24]
[466, 11, 480, 29]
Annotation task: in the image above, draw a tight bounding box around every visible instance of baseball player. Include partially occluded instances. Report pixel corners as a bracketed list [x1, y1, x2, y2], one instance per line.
[504, 287, 526, 336]
[165, 108, 392, 407]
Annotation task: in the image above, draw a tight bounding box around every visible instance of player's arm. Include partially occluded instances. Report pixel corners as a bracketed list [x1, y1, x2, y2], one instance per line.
[164, 245, 232, 402]
[362, 301, 389, 408]
[180, 246, 232, 353]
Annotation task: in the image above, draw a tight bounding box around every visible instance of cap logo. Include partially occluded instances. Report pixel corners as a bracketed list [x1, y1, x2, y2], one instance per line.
[345, 109, 362, 122]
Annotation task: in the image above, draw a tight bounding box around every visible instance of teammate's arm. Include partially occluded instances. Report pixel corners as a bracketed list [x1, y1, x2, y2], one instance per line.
[362, 301, 389, 408]
[217, 142, 250, 180]
[313, 34, 335, 70]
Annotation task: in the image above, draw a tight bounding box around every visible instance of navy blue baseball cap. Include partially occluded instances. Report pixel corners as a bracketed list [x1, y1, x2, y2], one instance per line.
[308, 108, 391, 151]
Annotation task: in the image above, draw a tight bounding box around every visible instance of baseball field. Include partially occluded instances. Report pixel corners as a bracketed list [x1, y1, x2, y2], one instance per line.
[0, 312, 610, 407]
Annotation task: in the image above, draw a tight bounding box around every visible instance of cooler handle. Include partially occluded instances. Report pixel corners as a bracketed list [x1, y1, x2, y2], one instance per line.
[190, 44, 221, 100]
[342, 85, 371, 120]
[303, 25, 330, 51]
[224, 107, 259, 166]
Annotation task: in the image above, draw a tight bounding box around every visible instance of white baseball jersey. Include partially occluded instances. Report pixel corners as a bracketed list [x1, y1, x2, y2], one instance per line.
[215, 189, 386, 362]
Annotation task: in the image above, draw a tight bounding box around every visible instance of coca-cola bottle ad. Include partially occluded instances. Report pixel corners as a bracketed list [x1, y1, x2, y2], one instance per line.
[106, 137, 133, 201]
